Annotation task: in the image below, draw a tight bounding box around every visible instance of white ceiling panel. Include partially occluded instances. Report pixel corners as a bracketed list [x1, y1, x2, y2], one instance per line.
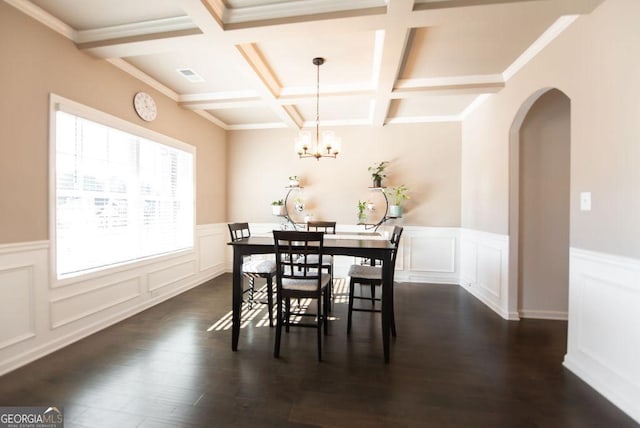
[125, 39, 249, 94]
[257, 30, 376, 88]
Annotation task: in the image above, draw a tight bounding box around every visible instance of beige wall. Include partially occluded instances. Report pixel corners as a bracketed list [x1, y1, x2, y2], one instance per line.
[227, 123, 461, 227]
[462, 0, 640, 259]
[0, 2, 226, 244]
[518, 89, 570, 314]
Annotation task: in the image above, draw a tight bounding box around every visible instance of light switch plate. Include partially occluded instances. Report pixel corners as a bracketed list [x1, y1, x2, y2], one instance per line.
[580, 192, 591, 211]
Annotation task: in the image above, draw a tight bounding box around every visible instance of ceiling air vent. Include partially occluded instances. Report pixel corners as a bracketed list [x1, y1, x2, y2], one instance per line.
[177, 68, 205, 83]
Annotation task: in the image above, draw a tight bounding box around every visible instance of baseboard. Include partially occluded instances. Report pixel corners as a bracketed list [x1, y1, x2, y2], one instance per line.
[564, 354, 640, 423]
[519, 309, 568, 320]
[459, 281, 518, 320]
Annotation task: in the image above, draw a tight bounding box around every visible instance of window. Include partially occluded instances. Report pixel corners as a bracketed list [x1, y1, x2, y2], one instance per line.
[51, 96, 194, 279]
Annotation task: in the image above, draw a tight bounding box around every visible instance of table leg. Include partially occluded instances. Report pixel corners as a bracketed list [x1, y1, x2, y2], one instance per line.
[232, 248, 243, 351]
[381, 252, 392, 363]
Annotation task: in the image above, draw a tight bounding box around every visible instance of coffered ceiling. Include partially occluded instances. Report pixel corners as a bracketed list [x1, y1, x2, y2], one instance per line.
[8, 0, 601, 130]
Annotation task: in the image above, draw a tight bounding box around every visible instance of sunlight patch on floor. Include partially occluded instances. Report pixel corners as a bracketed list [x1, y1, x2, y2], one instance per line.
[207, 278, 347, 331]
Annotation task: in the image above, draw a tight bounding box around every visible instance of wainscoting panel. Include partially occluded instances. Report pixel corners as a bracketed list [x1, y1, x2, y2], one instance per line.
[198, 224, 226, 273]
[148, 259, 196, 292]
[564, 248, 640, 423]
[477, 245, 502, 299]
[0, 225, 227, 376]
[50, 277, 141, 329]
[408, 237, 455, 273]
[460, 240, 478, 285]
[459, 229, 512, 319]
[0, 265, 35, 350]
[396, 227, 459, 284]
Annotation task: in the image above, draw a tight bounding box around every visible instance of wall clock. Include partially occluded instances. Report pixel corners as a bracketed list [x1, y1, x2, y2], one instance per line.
[133, 91, 157, 122]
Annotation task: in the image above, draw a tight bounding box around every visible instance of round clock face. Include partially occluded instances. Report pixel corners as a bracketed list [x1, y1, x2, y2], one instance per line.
[133, 91, 157, 122]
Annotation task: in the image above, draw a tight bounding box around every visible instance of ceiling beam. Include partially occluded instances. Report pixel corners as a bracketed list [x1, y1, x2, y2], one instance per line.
[394, 75, 505, 97]
[413, 0, 542, 11]
[77, 29, 204, 58]
[370, 0, 414, 127]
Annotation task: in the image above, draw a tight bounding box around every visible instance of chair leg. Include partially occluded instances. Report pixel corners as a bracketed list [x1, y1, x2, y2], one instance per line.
[390, 284, 397, 337]
[347, 278, 355, 334]
[248, 277, 255, 310]
[274, 291, 282, 358]
[317, 296, 322, 361]
[285, 298, 291, 333]
[370, 283, 376, 306]
[323, 286, 329, 334]
[267, 275, 274, 327]
[391, 309, 397, 337]
[327, 266, 333, 312]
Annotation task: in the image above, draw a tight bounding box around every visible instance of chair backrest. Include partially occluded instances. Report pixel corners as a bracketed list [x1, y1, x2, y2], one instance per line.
[228, 222, 251, 242]
[389, 226, 404, 279]
[390, 226, 403, 249]
[273, 230, 325, 288]
[306, 221, 336, 234]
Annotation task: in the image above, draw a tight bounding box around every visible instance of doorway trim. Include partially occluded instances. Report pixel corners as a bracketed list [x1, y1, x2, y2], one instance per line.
[507, 87, 570, 318]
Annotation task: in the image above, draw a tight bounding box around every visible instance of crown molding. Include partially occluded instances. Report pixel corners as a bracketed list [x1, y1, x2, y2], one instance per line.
[75, 16, 198, 44]
[223, 0, 385, 24]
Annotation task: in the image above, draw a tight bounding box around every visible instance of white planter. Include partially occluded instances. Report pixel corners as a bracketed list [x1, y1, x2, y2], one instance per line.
[272, 205, 286, 216]
[288, 180, 300, 187]
[389, 205, 402, 218]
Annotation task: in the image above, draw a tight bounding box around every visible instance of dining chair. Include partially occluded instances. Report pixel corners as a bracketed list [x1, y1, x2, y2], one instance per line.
[228, 222, 277, 327]
[273, 230, 330, 361]
[346, 226, 403, 336]
[304, 221, 336, 309]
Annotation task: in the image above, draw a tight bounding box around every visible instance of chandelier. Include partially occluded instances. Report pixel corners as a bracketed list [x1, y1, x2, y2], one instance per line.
[295, 57, 340, 160]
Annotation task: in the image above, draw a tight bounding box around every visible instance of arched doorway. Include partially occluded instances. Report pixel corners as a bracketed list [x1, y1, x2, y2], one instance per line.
[508, 88, 571, 319]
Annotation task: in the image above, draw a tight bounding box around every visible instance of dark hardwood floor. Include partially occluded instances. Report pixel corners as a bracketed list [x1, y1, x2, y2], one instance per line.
[0, 274, 637, 427]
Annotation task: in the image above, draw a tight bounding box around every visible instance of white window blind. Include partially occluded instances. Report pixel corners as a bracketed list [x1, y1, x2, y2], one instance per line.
[54, 109, 194, 278]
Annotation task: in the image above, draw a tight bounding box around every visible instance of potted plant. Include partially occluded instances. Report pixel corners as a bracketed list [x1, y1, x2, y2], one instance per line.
[368, 161, 388, 188]
[271, 199, 285, 216]
[387, 185, 409, 217]
[357, 200, 368, 224]
[288, 175, 300, 187]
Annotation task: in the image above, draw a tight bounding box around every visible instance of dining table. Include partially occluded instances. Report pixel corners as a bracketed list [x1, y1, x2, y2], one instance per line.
[228, 231, 397, 363]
